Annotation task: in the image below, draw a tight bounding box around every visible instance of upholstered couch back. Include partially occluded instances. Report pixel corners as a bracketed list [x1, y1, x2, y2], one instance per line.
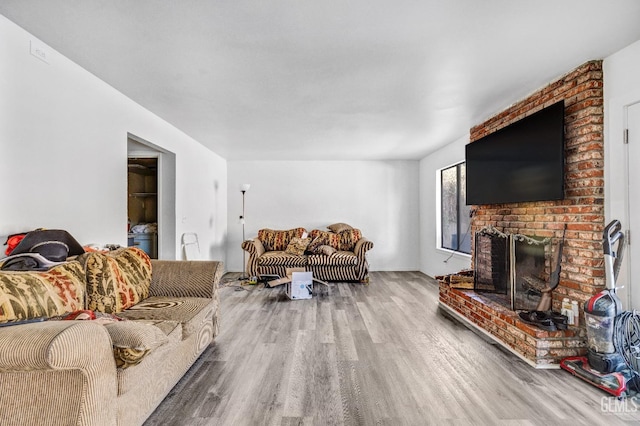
[0, 247, 151, 323]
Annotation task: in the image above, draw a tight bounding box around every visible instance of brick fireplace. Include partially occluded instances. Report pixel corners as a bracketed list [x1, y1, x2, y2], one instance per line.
[439, 60, 604, 368]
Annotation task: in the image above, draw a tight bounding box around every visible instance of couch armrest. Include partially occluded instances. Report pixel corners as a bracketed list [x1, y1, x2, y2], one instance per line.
[241, 238, 264, 276]
[241, 238, 265, 257]
[0, 320, 113, 370]
[0, 321, 117, 425]
[354, 238, 374, 257]
[149, 260, 223, 299]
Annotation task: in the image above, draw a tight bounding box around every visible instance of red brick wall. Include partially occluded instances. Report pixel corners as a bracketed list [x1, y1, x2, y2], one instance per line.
[469, 61, 604, 314]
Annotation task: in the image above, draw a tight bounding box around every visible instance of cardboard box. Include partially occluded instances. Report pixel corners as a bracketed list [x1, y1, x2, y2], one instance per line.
[286, 271, 313, 300]
[267, 267, 306, 287]
[267, 268, 330, 298]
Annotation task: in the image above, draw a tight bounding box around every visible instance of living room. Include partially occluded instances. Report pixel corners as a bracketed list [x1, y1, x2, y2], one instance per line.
[2, 1, 640, 425]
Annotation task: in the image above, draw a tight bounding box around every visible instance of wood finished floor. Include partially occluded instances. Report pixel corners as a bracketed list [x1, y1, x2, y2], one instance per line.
[144, 272, 640, 425]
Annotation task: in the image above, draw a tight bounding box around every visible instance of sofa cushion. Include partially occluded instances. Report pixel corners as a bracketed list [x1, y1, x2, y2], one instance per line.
[104, 321, 169, 369]
[0, 261, 86, 323]
[284, 237, 312, 256]
[258, 228, 306, 251]
[337, 228, 362, 251]
[77, 247, 152, 313]
[308, 251, 359, 266]
[307, 230, 341, 253]
[117, 296, 213, 340]
[133, 319, 182, 343]
[327, 223, 353, 233]
[257, 251, 308, 267]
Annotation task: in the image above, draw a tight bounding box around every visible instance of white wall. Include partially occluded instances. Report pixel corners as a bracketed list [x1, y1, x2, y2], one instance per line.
[419, 136, 472, 278]
[0, 16, 227, 262]
[226, 160, 420, 272]
[604, 39, 640, 308]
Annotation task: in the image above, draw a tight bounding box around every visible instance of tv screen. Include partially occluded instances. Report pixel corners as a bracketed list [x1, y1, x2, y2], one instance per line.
[465, 100, 565, 205]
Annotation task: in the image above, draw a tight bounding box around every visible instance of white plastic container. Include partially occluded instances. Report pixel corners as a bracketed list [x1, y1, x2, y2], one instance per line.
[562, 298, 574, 325]
[572, 300, 580, 326]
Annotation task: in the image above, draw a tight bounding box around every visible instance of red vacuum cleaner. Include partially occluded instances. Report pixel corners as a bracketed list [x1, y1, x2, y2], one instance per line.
[561, 220, 635, 398]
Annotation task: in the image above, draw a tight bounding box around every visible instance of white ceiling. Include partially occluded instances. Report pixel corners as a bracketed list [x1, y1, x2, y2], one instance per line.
[2, 1, 640, 160]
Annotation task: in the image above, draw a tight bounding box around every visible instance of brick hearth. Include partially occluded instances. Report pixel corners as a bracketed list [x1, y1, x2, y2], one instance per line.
[438, 60, 603, 368]
[439, 282, 586, 368]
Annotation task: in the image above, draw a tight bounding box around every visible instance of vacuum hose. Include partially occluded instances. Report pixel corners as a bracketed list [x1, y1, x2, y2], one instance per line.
[614, 311, 640, 389]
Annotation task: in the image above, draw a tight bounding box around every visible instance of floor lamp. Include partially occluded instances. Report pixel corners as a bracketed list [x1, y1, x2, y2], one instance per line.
[239, 184, 250, 279]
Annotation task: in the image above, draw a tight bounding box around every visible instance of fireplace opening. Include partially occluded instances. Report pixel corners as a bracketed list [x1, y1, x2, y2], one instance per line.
[474, 227, 550, 310]
[474, 227, 510, 306]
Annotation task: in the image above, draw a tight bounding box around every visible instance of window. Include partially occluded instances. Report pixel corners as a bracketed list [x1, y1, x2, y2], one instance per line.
[440, 162, 471, 254]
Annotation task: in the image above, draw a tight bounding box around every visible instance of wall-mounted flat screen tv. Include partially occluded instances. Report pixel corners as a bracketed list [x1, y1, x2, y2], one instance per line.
[465, 100, 565, 205]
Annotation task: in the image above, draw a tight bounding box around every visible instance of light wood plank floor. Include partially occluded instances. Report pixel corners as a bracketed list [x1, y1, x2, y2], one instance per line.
[145, 271, 640, 425]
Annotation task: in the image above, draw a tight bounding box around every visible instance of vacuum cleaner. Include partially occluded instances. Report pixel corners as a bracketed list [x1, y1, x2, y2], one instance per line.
[561, 219, 635, 397]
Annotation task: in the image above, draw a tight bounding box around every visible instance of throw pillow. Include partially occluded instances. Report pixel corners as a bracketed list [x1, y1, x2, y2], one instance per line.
[258, 228, 306, 251]
[285, 237, 312, 256]
[327, 223, 353, 233]
[307, 230, 341, 253]
[104, 321, 168, 369]
[77, 247, 152, 313]
[0, 261, 86, 323]
[318, 245, 337, 256]
[338, 229, 363, 251]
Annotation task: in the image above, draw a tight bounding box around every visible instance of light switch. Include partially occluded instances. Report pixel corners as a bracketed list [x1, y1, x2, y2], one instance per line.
[30, 40, 49, 64]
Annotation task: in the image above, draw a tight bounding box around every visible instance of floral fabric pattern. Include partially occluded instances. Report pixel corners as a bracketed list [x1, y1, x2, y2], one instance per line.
[307, 230, 342, 253]
[284, 237, 312, 256]
[258, 228, 306, 251]
[0, 261, 86, 322]
[78, 247, 152, 313]
[337, 229, 362, 251]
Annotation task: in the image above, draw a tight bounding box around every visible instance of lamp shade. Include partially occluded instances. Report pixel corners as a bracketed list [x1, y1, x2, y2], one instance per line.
[240, 183, 251, 192]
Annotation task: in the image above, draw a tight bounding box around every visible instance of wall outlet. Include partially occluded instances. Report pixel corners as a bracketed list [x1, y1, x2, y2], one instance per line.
[30, 40, 50, 64]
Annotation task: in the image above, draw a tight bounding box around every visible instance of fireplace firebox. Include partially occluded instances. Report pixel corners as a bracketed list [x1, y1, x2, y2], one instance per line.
[474, 226, 550, 311]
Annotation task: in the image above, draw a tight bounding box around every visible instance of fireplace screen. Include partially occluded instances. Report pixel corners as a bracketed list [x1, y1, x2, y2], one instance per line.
[474, 227, 550, 311]
[512, 234, 549, 310]
[474, 228, 509, 296]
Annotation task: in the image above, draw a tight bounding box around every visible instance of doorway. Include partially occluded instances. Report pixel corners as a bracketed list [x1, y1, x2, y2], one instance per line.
[128, 157, 158, 258]
[127, 134, 177, 260]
